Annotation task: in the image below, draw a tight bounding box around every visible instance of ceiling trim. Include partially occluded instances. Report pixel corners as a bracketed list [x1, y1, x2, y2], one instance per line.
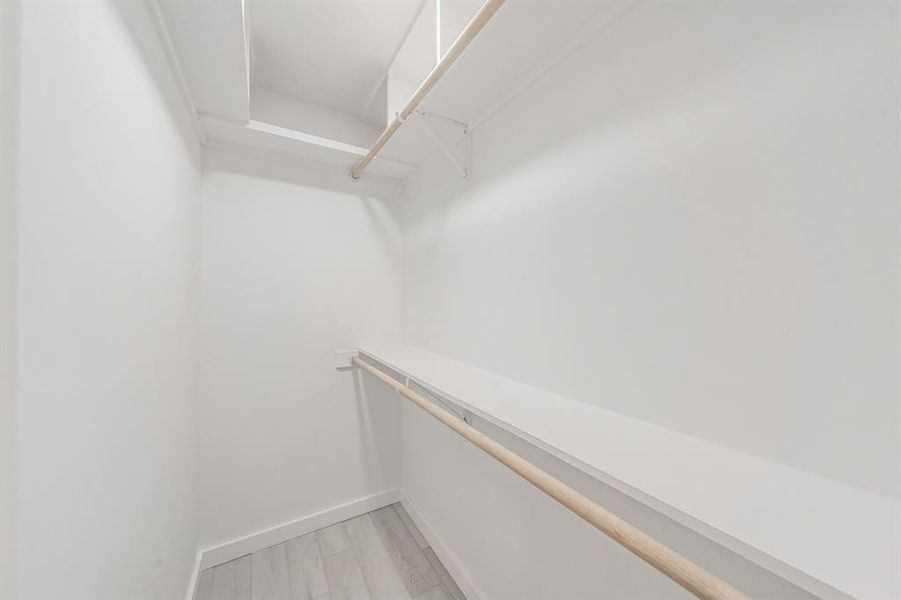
[143, 0, 206, 144]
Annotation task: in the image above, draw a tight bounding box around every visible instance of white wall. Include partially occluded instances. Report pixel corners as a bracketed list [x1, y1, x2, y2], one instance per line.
[0, 3, 20, 598]
[403, 0, 899, 499]
[2, 2, 896, 599]
[197, 151, 403, 549]
[3, 1, 202, 598]
[400, 1, 898, 598]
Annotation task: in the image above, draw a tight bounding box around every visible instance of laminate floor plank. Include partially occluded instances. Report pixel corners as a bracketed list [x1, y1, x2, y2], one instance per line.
[206, 506, 465, 600]
[317, 522, 351, 557]
[423, 548, 466, 600]
[394, 504, 429, 550]
[323, 549, 372, 600]
[252, 543, 291, 600]
[414, 585, 451, 600]
[195, 569, 215, 600]
[286, 532, 330, 600]
[345, 514, 412, 600]
[369, 506, 440, 596]
[211, 555, 252, 600]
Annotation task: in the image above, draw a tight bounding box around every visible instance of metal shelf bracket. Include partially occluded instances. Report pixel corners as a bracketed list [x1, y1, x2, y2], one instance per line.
[411, 110, 472, 181]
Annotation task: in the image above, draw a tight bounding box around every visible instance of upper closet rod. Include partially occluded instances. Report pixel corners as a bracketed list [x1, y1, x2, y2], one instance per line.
[350, 0, 506, 180]
[352, 356, 750, 600]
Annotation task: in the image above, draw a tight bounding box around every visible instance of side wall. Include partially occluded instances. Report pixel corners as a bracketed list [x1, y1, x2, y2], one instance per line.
[403, 0, 899, 498]
[6, 1, 202, 598]
[197, 151, 403, 550]
[0, 2, 20, 597]
[401, 1, 898, 598]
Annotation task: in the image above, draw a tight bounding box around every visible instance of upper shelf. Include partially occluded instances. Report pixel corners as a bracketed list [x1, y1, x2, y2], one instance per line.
[156, 0, 642, 185]
[358, 343, 900, 600]
[379, 0, 639, 170]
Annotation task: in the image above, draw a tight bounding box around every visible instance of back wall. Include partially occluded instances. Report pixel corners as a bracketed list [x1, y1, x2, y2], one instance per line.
[198, 151, 404, 549]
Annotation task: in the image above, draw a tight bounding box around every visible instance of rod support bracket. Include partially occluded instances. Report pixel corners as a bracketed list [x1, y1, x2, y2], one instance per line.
[334, 349, 358, 370]
[412, 110, 473, 182]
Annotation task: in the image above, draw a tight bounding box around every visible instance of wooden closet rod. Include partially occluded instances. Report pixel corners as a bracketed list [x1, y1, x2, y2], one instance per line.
[350, 0, 506, 180]
[352, 356, 750, 600]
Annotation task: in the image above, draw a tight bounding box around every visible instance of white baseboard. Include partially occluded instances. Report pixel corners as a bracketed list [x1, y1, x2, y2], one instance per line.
[187, 487, 484, 600]
[183, 550, 204, 600]
[398, 489, 485, 600]
[198, 488, 400, 571]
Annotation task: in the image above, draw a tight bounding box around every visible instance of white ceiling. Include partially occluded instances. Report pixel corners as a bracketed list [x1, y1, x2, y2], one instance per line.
[249, 0, 425, 117]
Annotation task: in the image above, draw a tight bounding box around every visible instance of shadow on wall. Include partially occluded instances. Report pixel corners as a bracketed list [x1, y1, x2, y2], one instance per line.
[111, 0, 201, 155]
[352, 367, 403, 494]
[358, 192, 405, 262]
[0, 2, 21, 598]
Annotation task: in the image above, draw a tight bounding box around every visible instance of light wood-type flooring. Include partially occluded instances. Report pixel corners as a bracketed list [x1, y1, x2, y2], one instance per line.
[194, 503, 466, 600]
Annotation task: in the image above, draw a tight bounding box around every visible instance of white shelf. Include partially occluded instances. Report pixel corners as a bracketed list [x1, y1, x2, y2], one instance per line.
[358, 343, 900, 600]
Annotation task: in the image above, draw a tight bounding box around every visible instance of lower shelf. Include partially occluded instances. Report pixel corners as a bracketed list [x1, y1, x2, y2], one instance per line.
[358, 343, 900, 600]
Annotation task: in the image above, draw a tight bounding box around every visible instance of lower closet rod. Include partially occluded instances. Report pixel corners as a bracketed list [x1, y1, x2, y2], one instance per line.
[351, 356, 749, 600]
